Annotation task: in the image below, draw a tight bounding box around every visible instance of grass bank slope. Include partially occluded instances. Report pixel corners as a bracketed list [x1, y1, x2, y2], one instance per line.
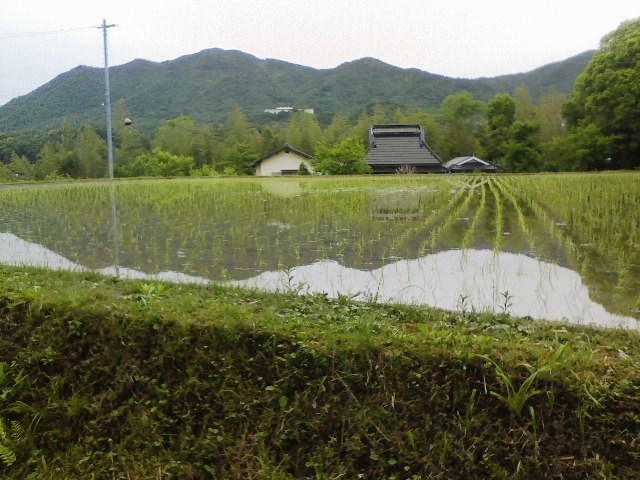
[0, 266, 638, 479]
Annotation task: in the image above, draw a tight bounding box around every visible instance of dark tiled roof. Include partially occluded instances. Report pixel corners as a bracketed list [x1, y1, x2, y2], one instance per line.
[366, 124, 442, 167]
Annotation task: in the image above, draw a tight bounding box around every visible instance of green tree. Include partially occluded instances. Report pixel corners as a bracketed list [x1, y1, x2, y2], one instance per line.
[484, 93, 516, 162]
[353, 109, 373, 144]
[351, 104, 389, 144]
[513, 86, 535, 121]
[255, 126, 284, 157]
[313, 136, 371, 175]
[285, 112, 322, 154]
[0, 133, 44, 164]
[297, 162, 311, 175]
[217, 143, 257, 175]
[438, 92, 485, 160]
[34, 142, 63, 179]
[482, 93, 542, 171]
[152, 115, 200, 158]
[323, 115, 352, 145]
[226, 105, 252, 145]
[122, 148, 195, 177]
[7, 152, 33, 179]
[501, 121, 542, 172]
[113, 100, 151, 170]
[75, 124, 107, 178]
[0, 162, 12, 180]
[544, 124, 614, 171]
[192, 123, 217, 168]
[33, 122, 78, 179]
[537, 89, 567, 143]
[562, 17, 640, 169]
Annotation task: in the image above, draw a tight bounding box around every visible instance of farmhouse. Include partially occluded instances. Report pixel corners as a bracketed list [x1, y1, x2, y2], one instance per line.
[365, 124, 446, 174]
[253, 144, 314, 176]
[444, 154, 501, 173]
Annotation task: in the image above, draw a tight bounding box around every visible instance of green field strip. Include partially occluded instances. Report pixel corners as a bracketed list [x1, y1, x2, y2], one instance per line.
[460, 177, 488, 251]
[421, 177, 480, 254]
[389, 177, 475, 257]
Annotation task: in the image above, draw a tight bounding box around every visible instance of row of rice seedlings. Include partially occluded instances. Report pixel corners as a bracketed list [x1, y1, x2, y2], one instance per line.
[509, 177, 581, 262]
[460, 177, 488, 251]
[513, 173, 638, 258]
[559, 175, 639, 295]
[509, 173, 640, 318]
[420, 177, 480, 254]
[486, 177, 505, 253]
[389, 177, 471, 256]
[492, 176, 536, 253]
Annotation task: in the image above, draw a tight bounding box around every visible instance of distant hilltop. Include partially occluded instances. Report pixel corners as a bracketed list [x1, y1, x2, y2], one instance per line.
[0, 47, 593, 134]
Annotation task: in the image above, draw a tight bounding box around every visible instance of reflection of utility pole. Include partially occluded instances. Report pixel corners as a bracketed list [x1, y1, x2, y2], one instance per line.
[99, 19, 116, 179]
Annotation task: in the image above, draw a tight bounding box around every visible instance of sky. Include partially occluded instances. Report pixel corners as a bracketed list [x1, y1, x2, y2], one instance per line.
[0, 0, 638, 106]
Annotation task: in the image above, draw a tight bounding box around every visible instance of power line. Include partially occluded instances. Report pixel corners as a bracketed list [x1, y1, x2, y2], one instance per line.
[0, 26, 96, 38]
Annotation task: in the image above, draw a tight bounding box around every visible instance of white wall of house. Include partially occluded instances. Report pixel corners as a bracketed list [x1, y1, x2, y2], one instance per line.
[255, 152, 314, 176]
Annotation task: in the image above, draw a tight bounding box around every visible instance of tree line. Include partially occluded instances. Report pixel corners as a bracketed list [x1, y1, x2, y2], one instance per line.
[0, 88, 570, 179]
[1, 17, 638, 179]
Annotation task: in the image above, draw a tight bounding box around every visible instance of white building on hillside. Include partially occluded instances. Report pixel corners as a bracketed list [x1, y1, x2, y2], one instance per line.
[264, 106, 294, 114]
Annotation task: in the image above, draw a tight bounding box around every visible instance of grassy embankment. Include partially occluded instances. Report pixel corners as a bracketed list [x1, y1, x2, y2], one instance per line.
[0, 265, 638, 479]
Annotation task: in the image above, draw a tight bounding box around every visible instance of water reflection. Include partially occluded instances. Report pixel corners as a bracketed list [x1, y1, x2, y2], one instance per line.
[232, 249, 638, 329]
[109, 183, 120, 276]
[369, 190, 422, 220]
[1, 232, 635, 330]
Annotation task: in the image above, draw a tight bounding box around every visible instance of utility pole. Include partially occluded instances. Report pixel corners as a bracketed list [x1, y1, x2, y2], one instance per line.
[99, 19, 116, 179]
[99, 20, 120, 275]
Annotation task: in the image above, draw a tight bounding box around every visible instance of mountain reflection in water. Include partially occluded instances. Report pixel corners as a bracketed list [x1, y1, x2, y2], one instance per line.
[1, 232, 636, 330]
[233, 249, 637, 329]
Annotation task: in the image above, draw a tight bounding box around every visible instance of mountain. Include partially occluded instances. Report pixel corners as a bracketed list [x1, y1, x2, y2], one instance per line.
[0, 48, 593, 135]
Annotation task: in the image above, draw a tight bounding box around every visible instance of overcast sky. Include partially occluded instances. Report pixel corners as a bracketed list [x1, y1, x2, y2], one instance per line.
[0, 0, 638, 106]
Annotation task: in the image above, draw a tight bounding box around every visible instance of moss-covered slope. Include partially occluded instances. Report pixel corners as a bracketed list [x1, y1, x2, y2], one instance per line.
[0, 266, 638, 479]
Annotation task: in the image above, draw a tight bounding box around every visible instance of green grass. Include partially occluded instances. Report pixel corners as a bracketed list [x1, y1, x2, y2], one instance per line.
[0, 265, 639, 479]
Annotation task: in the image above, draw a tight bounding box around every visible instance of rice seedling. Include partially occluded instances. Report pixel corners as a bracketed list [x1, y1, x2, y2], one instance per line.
[421, 177, 479, 253]
[487, 178, 505, 253]
[0, 172, 638, 322]
[461, 177, 487, 251]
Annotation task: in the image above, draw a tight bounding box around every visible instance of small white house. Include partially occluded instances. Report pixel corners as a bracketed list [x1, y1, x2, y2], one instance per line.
[253, 144, 314, 176]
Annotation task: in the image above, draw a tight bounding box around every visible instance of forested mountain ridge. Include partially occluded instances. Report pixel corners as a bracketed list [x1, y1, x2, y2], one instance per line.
[0, 48, 593, 135]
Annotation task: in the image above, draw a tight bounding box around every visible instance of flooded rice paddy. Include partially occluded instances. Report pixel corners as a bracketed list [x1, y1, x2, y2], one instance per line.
[1, 174, 638, 328]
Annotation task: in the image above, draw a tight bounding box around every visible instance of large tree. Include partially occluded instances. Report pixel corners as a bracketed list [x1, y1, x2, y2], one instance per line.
[562, 17, 640, 169]
[438, 92, 485, 160]
[285, 112, 322, 154]
[484, 93, 516, 162]
[313, 136, 371, 175]
[483, 92, 542, 171]
[75, 124, 107, 178]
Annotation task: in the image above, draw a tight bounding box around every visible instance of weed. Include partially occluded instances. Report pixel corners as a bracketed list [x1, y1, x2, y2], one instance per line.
[136, 282, 166, 305]
[0, 417, 20, 467]
[499, 290, 514, 314]
[478, 342, 568, 417]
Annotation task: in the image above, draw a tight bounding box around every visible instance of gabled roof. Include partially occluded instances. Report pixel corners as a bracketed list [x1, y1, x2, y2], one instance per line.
[443, 155, 493, 168]
[366, 124, 442, 166]
[253, 144, 313, 167]
[444, 155, 491, 167]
